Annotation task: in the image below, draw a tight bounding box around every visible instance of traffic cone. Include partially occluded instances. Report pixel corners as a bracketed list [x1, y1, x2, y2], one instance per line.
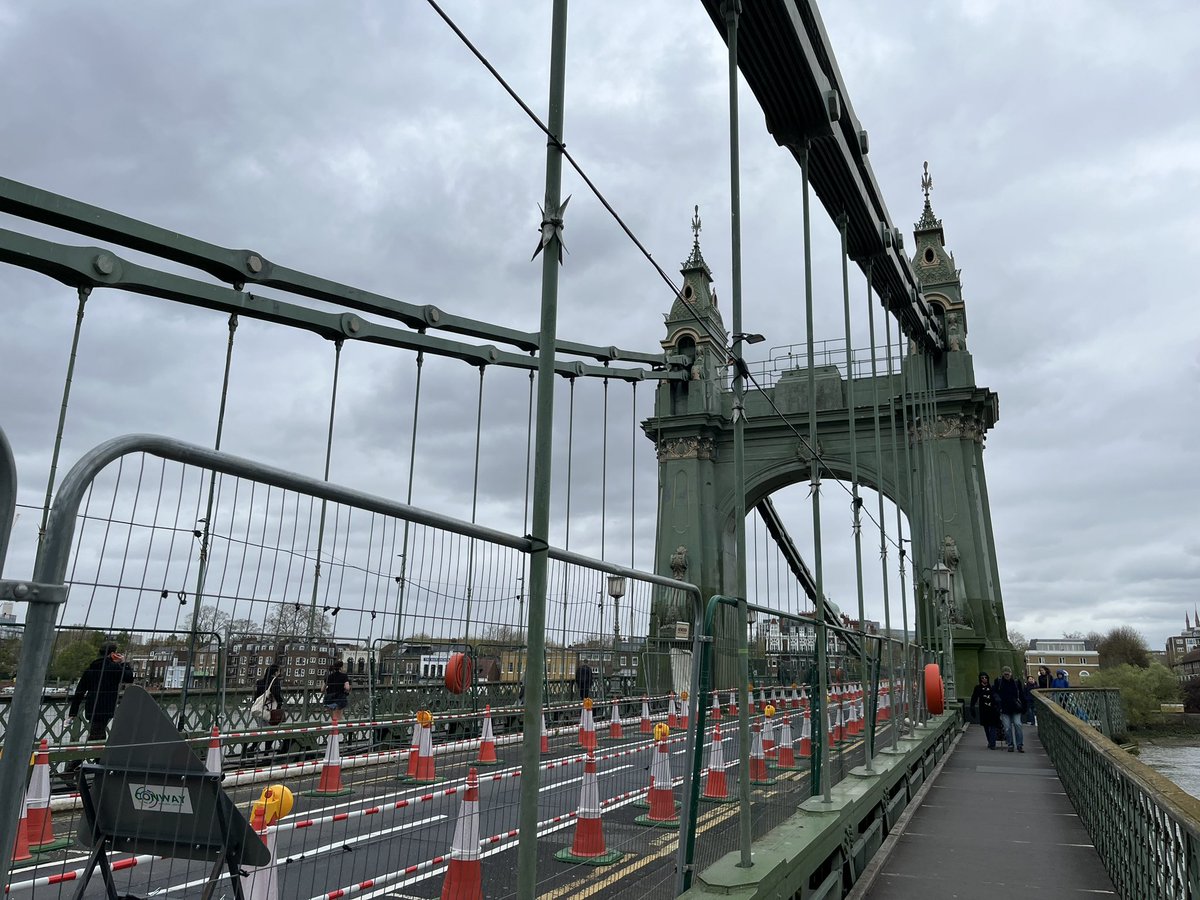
[27, 738, 69, 852]
[639, 696, 652, 734]
[749, 723, 774, 785]
[878, 682, 890, 721]
[826, 703, 837, 749]
[555, 751, 623, 864]
[710, 690, 721, 722]
[667, 692, 678, 729]
[11, 786, 35, 866]
[405, 718, 421, 780]
[834, 698, 846, 743]
[540, 710, 550, 754]
[748, 684, 757, 715]
[701, 724, 735, 803]
[847, 694, 860, 736]
[774, 715, 799, 770]
[476, 705, 500, 765]
[205, 726, 223, 775]
[242, 797, 280, 900]
[412, 712, 439, 785]
[798, 709, 813, 758]
[578, 699, 597, 751]
[305, 711, 352, 797]
[800, 685, 810, 709]
[440, 767, 482, 900]
[762, 707, 777, 759]
[607, 699, 624, 740]
[727, 689, 737, 718]
[790, 685, 800, 710]
[679, 691, 690, 730]
[635, 725, 679, 828]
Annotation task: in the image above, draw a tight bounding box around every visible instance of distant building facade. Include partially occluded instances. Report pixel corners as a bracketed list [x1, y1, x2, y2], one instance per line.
[1165, 612, 1200, 669]
[1025, 638, 1099, 683]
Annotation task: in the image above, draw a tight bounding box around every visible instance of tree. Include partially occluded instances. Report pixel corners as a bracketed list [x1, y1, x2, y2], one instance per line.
[1086, 663, 1179, 728]
[262, 603, 332, 640]
[1062, 631, 1084, 640]
[48, 630, 107, 682]
[1182, 678, 1200, 714]
[0, 638, 21, 680]
[1097, 625, 1150, 669]
[1007, 629, 1029, 654]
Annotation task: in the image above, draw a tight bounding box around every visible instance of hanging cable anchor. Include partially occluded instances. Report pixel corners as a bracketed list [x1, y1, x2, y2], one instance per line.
[531, 195, 571, 263]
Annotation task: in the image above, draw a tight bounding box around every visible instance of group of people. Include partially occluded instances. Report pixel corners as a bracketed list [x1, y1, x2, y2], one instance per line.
[969, 664, 1070, 752]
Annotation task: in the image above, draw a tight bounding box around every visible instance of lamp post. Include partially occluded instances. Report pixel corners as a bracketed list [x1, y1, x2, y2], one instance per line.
[607, 575, 626, 692]
[931, 562, 956, 702]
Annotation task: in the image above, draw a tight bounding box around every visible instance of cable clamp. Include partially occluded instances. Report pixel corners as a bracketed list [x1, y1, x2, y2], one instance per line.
[0, 580, 68, 605]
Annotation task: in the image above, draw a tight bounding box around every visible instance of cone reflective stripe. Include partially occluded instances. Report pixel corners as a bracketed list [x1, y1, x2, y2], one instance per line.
[556, 751, 623, 864]
[405, 720, 421, 780]
[540, 711, 550, 754]
[775, 715, 798, 769]
[242, 802, 279, 900]
[578, 701, 597, 751]
[667, 692, 679, 729]
[11, 786, 32, 864]
[636, 728, 679, 827]
[607, 700, 624, 740]
[798, 709, 813, 758]
[701, 724, 735, 802]
[749, 723, 773, 784]
[441, 767, 482, 899]
[639, 696, 652, 734]
[477, 705, 500, 764]
[305, 712, 352, 796]
[205, 727, 223, 775]
[413, 716, 437, 784]
[711, 690, 722, 721]
[27, 738, 68, 852]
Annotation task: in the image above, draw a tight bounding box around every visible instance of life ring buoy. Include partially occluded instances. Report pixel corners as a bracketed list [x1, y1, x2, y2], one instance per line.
[445, 653, 472, 694]
[924, 663, 944, 715]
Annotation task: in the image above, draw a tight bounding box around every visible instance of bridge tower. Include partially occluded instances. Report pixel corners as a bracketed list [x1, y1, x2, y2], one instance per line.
[645, 188, 1014, 697]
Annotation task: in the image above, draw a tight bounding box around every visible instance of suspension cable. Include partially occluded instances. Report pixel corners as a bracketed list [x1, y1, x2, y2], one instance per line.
[463, 365, 486, 634]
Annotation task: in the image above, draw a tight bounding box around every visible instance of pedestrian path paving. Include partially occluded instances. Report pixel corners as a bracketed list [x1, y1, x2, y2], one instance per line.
[862, 723, 1116, 899]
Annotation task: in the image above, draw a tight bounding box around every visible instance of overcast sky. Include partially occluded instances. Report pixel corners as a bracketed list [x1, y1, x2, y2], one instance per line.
[1, 2, 1198, 650]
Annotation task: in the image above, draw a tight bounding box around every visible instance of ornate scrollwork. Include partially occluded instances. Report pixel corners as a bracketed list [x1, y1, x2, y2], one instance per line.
[657, 435, 715, 461]
[910, 414, 985, 445]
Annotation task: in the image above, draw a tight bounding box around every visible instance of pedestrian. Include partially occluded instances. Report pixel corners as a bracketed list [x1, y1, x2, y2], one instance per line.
[574, 663, 594, 700]
[993, 666, 1025, 753]
[1050, 668, 1070, 689]
[67, 641, 135, 743]
[969, 672, 1001, 749]
[1036, 665, 1052, 689]
[1022, 675, 1037, 726]
[323, 659, 351, 715]
[253, 663, 285, 757]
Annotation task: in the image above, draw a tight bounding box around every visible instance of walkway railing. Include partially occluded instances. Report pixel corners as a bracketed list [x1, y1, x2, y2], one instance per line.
[1040, 686, 1127, 740]
[1037, 688, 1200, 899]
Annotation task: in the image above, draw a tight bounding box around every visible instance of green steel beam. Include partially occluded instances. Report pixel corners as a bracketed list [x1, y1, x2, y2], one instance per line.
[0, 227, 678, 383]
[0, 175, 667, 367]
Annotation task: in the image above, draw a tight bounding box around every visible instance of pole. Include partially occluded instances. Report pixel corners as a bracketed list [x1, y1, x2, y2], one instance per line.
[516, 2, 568, 895]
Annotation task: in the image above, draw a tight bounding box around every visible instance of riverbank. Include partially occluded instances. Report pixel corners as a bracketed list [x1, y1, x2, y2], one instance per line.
[1128, 720, 1200, 745]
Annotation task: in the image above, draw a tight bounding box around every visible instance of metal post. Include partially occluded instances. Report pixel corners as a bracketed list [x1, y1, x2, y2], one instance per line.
[723, 0, 753, 865]
[799, 144, 831, 802]
[516, 1, 568, 894]
[837, 216, 872, 772]
[0, 427, 15, 574]
[395, 350, 424, 646]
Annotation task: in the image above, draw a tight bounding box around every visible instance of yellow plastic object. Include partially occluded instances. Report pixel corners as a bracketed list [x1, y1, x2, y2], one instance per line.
[417, 709, 433, 727]
[765, 704, 776, 718]
[653, 722, 670, 741]
[256, 784, 294, 825]
[583, 697, 593, 710]
[680, 691, 689, 701]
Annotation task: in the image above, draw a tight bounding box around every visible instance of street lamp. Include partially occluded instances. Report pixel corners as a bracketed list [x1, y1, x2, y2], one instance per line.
[607, 575, 626, 693]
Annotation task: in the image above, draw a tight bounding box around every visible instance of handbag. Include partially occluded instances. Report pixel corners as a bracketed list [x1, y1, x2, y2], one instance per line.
[251, 676, 278, 726]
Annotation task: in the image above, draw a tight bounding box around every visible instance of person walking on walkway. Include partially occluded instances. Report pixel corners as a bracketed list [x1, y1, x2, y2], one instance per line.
[994, 666, 1024, 753]
[969, 672, 1001, 749]
[323, 659, 351, 714]
[67, 641, 135, 742]
[1051, 668, 1070, 688]
[1036, 665, 1052, 689]
[1022, 675, 1037, 726]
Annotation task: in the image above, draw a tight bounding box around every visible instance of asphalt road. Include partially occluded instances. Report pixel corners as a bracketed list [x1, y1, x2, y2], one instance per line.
[9, 713, 887, 899]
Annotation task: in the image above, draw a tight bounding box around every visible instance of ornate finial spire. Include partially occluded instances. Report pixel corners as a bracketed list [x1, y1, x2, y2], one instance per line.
[691, 204, 702, 246]
[682, 204, 710, 273]
[915, 160, 943, 231]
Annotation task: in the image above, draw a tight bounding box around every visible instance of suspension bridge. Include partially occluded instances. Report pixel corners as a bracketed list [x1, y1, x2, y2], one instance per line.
[0, 2, 1195, 899]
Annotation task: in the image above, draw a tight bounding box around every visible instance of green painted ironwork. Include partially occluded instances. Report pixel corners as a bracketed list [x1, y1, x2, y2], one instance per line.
[1038, 687, 1128, 741]
[1038, 688, 1199, 899]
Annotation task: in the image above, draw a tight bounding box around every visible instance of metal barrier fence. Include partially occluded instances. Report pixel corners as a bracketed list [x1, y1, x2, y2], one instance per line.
[1037, 689, 1200, 900]
[1038, 687, 1128, 740]
[0, 432, 704, 898]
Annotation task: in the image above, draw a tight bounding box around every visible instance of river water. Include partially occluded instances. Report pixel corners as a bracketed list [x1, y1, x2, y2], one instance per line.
[1136, 740, 1200, 800]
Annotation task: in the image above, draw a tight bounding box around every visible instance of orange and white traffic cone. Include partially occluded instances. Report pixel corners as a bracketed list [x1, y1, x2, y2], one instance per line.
[762, 706, 777, 759]
[727, 689, 738, 718]
[540, 710, 550, 754]
[205, 726, 223, 776]
[305, 711, 352, 797]
[607, 699, 624, 740]
[639, 696, 653, 734]
[412, 711, 438, 785]
[790, 684, 800, 710]
[578, 699, 597, 751]
[27, 738, 69, 852]
[635, 724, 679, 828]
[774, 714, 799, 770]
[679, 691, 690, 731]
[405, 718, 421, 780]
[749, 722, 774, 785]
[798, 708, 813, 758]
[477, 705, 500, 765]
[242, 792, 283, 900]
[847, 693, 860, 737]
[701, 724, 735, 803]
[440, 767, 482, 900]
[800, 685, 810, 709]
[11, 786, 34, 866]
[555, 750, 623, 864]
[878, 681, 890, 721]
[710, 690, 721, 722]
[667, 692, 679, 729]
[747, 684, 758, 715]
[827, 703, 837, 749]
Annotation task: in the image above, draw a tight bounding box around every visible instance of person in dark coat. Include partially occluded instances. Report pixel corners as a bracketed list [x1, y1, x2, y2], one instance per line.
[574, 664, 594, 700]
[1036, 665, 1052, 689]
[253, 663, 285, 757]
[1022, 675, 1037, 725]
[323, 660, 351, 714]
[67, 642, 135, 742]
[993, 666, 1025, 752]
[969, 672, 1002, 749]
[1050, 669, 1070, 688]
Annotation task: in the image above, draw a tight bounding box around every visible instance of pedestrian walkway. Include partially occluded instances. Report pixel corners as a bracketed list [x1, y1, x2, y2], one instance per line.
[860, 723, 1116, 899]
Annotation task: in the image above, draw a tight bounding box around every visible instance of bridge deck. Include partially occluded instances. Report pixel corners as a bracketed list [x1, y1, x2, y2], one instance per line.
[863, 723, 1115, 899]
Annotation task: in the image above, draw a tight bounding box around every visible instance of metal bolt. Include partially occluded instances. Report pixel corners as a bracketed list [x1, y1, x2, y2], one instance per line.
[11, 583, 29, 600]
[93, 254, 115, 275]
[246, 254, 264, 274]
[346, 316, 361, 334]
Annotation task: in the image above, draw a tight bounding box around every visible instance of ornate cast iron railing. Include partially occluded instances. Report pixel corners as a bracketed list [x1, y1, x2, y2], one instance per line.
[1040, 686, 1128, 740]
